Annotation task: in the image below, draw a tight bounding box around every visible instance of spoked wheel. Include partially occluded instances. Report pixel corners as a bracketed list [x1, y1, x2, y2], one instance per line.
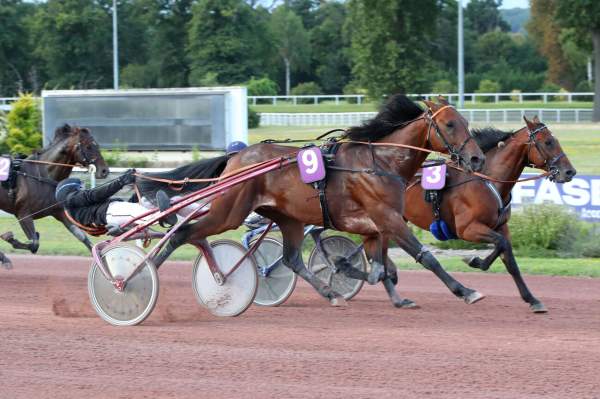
[192, 239, 258, 317]
[251, 237, 297, 307]
[308, 235, 367, 300]
[88, 243, 159, 326]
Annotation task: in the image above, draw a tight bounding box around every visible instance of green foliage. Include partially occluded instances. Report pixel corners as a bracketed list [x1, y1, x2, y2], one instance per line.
[187, 0, 273, 86]
[476, 79, 501, 101]
[509, 204, 582, 252]
[270, 6, 311, 94]
[246, 77, 279, 96]
[432, 79, 454, 94]
[310, 2, 350, 93]
[248, 107, 260, 129]
[0, 112, 9, 154]
[29, 0, 112, 89]
[6, 94, 42, 155]
[465, 0, 511, 34]
[346, 0, 438, 98]
[291, 82, 322, 95]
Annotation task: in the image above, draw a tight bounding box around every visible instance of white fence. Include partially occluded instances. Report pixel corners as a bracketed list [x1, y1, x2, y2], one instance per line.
[259, 109, 594, 126]
[0, 97, 18, 112]
[249, 92, 595, 105]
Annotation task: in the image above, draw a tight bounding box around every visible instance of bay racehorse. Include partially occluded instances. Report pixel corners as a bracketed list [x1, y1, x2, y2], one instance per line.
[0, 124, 109, 268]
[403, 116, 575, 312]
[151, 94, 488, 307]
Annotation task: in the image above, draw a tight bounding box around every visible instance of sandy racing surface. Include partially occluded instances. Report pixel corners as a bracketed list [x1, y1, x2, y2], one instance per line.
[1, 254, 600, 399]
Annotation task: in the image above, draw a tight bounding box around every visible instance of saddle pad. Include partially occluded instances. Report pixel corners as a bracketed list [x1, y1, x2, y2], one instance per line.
[0, 157, 10, 182]
[297, 147, 326, 184]
[421, 164, 446, 190]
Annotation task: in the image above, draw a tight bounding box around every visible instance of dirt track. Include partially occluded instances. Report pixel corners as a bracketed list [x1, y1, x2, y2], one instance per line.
[1, 254, 599, 399]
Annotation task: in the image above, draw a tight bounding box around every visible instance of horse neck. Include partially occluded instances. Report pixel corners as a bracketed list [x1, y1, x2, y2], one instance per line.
[379, 119, 430, 180]
[35, 139, 75, 181]
[484, 128, 529, 200]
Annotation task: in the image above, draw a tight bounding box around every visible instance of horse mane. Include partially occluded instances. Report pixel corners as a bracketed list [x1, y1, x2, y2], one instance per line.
[346, 94, 424, 141]
[136, 156, 229, 199]
[471, 127, 514, 153]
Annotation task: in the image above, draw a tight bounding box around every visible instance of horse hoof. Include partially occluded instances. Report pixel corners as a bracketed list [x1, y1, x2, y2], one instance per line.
[1, 260, 13, 270]
[0, 231, 14, 241]
[330, 296, 347, 307]
[464, 291, 485, 304]
[394, 298, 418, 309]
[463, 256, 480, 269]
[530, 302, 548, 313]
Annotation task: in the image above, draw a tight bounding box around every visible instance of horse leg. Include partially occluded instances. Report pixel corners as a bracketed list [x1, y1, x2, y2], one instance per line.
[496, 225, 546, 313]
[0, 250, 13, 269]
[459, 222, 545, 312]
[1, 217, 40, 253]
[54, 212, 93, 251]
[393, 221, 485, 304]
[261, 212, 345, 306]
[363, 235, 417, 308]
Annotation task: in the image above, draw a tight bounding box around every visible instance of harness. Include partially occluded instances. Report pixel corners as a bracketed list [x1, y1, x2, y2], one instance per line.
[313, 140, 341, 230]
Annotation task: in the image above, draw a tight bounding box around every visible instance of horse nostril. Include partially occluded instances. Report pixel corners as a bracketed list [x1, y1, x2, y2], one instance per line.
[566, 169, 576, 177]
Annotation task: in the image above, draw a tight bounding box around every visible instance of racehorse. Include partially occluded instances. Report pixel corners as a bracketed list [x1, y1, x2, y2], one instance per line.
[151, 94, 488, 307]
[403, 115, 575, 312]
[0, 124, 109, 268]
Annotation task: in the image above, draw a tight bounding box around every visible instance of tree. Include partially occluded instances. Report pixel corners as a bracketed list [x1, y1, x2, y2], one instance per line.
[119, 0, 194, 88]
[346, 0, 438, 98]
[310, 2, 350, 93]
[270, 6, 311, 95]
[6, 94, 42, 155]
[0, 1, 36, 95]
[528, 0, 575, 89]
[29, 0, 112, 89]
[187, 0, 273, 86]
[465, 0, 510, 35]
[555, 0, 600, 121]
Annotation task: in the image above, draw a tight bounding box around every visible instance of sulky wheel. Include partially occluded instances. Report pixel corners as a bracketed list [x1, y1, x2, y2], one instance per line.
[251, 236, 297, 307]
[88, 243, 159, 326]
[308, 235, 367, 300]
[192, 239, 258, 317]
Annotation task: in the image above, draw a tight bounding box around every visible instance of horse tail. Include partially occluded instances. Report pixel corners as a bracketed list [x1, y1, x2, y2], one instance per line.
[136, 155, 229, 202]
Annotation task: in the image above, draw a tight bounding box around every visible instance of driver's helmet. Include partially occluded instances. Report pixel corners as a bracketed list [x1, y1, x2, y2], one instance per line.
[55, 178, 84, 203]
[226, 141, 247, 156]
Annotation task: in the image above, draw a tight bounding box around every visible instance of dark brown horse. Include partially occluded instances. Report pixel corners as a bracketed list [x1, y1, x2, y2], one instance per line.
[152, 95, 487, 307]
[0, 124, 109, 268]
[404, 116, 576, 312]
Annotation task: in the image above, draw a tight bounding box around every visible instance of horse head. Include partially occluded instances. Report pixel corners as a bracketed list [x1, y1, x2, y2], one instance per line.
[54, 124, 110, 179]
[422, 99, 485, 173]
[523, 116, 576, 183]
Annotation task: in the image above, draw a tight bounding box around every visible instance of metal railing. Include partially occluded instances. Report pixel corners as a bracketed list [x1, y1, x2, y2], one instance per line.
[259, 109, 594, 126]
[248, 92, 595, 105]
[0, 97, 19, 112]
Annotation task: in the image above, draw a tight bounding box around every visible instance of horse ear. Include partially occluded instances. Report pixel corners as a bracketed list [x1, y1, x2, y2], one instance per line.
[54, 124, 72, 140]
[423, 99, 437, 110]
[523, 116, 535, 130]
[437, 96, 450, 106]
[532, 115, 541, 124]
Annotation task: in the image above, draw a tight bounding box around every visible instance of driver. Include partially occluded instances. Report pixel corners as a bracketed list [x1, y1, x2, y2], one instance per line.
[55, 169, 177, 233]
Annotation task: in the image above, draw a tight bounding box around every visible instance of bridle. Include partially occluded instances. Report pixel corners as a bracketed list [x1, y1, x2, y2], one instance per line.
[73, 129, 99, 167]
[525, 123, 565, 181]
[425, 105, 474, 166]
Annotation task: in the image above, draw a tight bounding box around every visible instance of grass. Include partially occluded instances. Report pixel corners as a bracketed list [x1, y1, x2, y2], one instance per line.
[1, 218, 600, 278]
[250, 123, 600, 174]
[394, 256, 600, 278]
[251, 100, 594, 114]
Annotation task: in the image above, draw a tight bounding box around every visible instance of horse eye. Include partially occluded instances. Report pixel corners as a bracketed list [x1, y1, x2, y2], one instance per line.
[446, 121, 454, 128]
[545, 139, 553, 147]
[86, 145, 92, 150]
